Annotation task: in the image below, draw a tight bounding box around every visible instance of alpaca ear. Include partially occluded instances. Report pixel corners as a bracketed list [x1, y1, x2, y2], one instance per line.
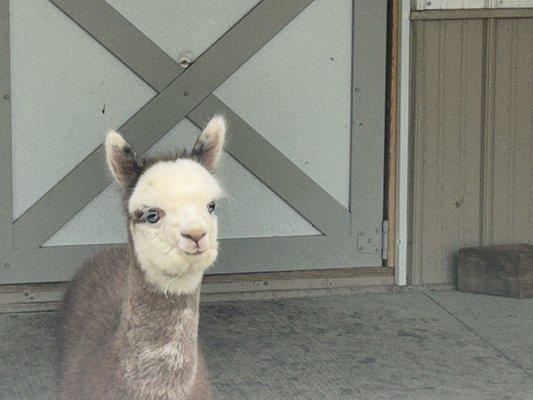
[192, 115, 226, 172]
[104, 130, 143, 188]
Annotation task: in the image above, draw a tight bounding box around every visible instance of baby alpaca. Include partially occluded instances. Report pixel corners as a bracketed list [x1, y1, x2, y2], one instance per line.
[59, 116, 226, 400]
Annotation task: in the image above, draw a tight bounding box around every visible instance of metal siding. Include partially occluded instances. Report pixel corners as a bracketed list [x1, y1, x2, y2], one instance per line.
[411, 19, 484, 285]
[410, 13, 533, 285]
[490, 18, 533, 244]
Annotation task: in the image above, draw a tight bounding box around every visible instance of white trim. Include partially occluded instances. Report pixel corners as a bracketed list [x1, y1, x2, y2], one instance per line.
[413, 0, 533, 9]
[396, 0, 411, 286]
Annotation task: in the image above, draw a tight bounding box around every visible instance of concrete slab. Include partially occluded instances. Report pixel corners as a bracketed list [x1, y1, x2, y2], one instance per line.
[0, 311, 60, 400]
[202, 292, 532, 400]
[428, 290, 533, 374]
[0, 291, 531, 400]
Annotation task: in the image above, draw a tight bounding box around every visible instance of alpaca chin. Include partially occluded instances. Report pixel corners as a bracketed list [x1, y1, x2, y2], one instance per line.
[130, 219, 219, 295]
[137, 245, 218, 296]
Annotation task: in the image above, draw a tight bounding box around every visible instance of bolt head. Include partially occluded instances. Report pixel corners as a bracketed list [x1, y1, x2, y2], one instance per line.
[179, 56, 192, 68]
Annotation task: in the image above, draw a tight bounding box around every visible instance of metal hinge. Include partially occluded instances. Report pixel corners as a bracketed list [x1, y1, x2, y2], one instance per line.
[356, 220, 389, 259]
[381, 220, 389, 260]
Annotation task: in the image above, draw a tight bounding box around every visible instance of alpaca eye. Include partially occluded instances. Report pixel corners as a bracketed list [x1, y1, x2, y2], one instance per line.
[145, 209, 161, 224]
[207, 202, 216, 214]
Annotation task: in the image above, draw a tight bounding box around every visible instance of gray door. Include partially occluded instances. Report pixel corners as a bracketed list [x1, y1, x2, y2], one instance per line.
[0, 0, 387, 284]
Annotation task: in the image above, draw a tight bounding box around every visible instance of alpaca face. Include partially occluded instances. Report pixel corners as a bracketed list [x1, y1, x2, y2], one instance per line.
[105, 116, 226, 294]
[128, 159, 222, 284]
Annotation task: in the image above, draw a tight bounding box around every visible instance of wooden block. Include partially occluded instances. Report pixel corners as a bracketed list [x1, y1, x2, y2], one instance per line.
[458, 244, 533, 298]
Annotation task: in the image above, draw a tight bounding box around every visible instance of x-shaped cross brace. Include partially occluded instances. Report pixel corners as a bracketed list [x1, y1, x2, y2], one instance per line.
[14, 0, 350, 250]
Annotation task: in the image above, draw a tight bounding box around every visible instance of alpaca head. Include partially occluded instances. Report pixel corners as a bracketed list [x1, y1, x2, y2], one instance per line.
[105, 116, 226, 294]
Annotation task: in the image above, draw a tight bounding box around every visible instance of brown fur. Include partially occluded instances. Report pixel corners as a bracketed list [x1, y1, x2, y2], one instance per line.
[58, 245, 212, 400]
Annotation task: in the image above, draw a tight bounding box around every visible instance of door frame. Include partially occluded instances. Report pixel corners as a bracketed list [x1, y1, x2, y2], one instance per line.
[395, 0, 411, 286]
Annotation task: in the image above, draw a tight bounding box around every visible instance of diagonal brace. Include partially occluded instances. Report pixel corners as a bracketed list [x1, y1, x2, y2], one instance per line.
[15, 0, 349, 248]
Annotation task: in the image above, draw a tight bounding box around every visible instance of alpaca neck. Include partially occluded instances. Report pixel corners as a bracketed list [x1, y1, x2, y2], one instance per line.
[118, 253, 201, 398]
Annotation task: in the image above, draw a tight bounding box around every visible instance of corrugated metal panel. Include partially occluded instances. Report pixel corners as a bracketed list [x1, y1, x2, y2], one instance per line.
[410, 14, 533, 285]
[410, 19, 484, 285]
[487, 18, 533, 244]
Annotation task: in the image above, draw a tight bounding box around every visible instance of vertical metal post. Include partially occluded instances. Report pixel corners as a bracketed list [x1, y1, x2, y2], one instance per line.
[396, 0, 411, 286]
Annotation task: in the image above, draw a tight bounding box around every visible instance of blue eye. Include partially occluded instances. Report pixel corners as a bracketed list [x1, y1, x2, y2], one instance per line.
[207, 202, 216, 214]
[145, 209, 161, 223]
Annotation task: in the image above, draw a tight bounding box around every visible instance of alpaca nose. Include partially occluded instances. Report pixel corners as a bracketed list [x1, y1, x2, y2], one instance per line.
[181, 230, 207, 244]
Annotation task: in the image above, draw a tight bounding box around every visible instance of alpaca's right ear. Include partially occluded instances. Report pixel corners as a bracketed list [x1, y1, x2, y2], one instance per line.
[105, 131, 142, 188]
[191, 115, 226, 172]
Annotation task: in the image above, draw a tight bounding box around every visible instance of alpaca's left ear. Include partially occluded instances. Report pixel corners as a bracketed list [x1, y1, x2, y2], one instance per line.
[192, 115, 226, 172]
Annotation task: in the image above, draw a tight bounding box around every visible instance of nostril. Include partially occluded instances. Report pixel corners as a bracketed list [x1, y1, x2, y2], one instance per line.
[181, 231, 207, 243]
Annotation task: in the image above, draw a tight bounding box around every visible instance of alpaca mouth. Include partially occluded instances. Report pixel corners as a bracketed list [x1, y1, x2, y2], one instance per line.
[188, 249, 206, 256]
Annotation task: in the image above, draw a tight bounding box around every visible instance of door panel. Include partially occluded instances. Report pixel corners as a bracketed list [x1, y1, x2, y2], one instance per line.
[10, 0, 155, 219]
[44, 121, 319, 246]
[0, 0, 387, 284]
[215, 0, 353, 207]
[107, 0, 261, 62]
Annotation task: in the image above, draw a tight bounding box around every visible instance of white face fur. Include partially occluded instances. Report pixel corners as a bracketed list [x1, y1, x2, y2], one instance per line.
[105, 116, 226, 295]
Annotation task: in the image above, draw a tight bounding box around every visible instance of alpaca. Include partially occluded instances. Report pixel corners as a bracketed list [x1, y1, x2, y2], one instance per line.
[58, 116, 226, 400]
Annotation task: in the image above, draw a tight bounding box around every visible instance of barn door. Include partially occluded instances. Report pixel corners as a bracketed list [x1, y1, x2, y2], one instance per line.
[0, 0, 387, 283]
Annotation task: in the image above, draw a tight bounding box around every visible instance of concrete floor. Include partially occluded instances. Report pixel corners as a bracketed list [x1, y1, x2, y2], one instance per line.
[0, 290, 532, 400]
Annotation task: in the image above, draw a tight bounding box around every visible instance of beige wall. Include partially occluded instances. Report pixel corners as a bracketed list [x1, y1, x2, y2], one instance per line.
[409, 11, 533, 285]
